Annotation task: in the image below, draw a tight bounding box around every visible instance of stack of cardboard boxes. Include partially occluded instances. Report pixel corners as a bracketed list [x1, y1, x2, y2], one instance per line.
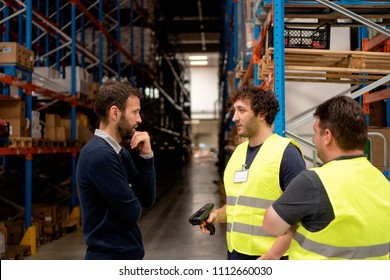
[44, 114, 67, 142]
[43, 113, 72, 142]
[0, 100, 28, 137]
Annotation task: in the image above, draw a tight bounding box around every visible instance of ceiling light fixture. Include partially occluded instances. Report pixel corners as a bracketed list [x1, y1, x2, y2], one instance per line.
[190, 60, 208, 66]
[188, 55, 208, 61]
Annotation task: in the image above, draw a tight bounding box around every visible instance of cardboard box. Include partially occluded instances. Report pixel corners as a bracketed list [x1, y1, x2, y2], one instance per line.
[45, 114, 61, 127]
[46, 117, 79, 140]
[0, 100, 25, 120]
[78, 122, 93, 143]
[60, 118, 79, 140]
[8, 118, 28, 137]
[0, 100, 28, 137]
[44, 126, 56, 140]
[55, 126, 66, 141]
[45, 114, 64, 140]
[88, 82, 100, 101]
[9, 85, 21, 99]
[32, 204, 58, 223]
[4, 220, 25, 245]
[0, 42, 34, 70]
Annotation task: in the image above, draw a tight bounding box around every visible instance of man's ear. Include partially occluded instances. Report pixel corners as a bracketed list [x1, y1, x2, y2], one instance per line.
[109, 105, 120, 121]
[323, 128, 332, 145]
[258, 114, 266, 122]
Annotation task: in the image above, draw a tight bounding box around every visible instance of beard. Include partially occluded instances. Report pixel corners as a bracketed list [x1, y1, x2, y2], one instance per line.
[316, 148, 326, 163]
[238, 122, 257, 138]
[118, 115, 135, 140]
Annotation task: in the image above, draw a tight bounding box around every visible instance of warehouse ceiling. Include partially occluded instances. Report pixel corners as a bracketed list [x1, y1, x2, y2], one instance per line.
[155, 0, 224, 54]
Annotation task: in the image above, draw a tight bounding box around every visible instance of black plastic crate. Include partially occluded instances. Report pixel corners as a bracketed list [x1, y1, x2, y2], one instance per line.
[268, 23, 330, 50]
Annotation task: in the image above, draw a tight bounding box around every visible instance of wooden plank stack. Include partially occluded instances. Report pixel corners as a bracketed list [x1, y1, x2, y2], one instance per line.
[259, 47, 390, 85]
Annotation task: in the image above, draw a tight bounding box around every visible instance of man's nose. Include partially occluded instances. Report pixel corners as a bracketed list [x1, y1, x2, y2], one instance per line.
[232, 112, 238, 122]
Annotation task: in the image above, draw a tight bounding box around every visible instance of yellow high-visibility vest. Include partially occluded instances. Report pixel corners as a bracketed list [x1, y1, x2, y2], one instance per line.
[224, 134, 302, 256]
[290, 157, 390, 259]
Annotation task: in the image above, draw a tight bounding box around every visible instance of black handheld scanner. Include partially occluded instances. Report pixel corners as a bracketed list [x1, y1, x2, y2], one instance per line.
[188, 203, 216, 235]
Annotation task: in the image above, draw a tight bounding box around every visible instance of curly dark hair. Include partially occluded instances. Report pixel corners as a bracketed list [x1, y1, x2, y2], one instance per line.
[94, 80, 142, 124]
[314, 96, 367, 150]
[232, 86, 280, 126]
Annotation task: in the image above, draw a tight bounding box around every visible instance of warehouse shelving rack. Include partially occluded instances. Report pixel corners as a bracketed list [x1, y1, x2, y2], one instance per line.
[217, 0, 239, 172]
[218, 0, 390, 176]
[0, 0, 193, 254]
[360, 32, 390, 125]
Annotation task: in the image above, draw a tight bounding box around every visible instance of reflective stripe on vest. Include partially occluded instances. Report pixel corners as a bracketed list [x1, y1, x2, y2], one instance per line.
[227, 195, 274, 209]
[294, 232, 390, 259]
[226, 195, 275, 237]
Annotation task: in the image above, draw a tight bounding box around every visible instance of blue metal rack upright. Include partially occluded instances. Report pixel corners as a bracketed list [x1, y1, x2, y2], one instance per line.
[70, 1, 78, 210]
[272, 0, 285, 136]
[217, 0, 240, 170]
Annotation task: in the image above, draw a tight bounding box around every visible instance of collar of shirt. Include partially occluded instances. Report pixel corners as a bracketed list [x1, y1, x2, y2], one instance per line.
[94, 129, 122, 154]
[334, 154, 367, 160]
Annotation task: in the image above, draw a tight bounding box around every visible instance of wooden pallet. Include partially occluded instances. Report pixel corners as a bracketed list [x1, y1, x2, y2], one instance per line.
[32, 138, 52, 148]
[50, 140, 67, 148]
[8, 137, 33, 148]
[5, 244, 31, 260]
[259, 47, 390, 85]
[6, 137, 73, 149]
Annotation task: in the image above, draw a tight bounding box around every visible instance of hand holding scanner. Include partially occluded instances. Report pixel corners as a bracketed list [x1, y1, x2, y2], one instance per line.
[188, 203, 216, 235]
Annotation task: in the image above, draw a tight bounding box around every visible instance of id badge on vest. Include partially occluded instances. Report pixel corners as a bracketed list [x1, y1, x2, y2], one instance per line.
[234, 164, 248, 183]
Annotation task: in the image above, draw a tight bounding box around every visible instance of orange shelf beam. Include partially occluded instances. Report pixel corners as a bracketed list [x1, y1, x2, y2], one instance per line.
[362, 33, 390, 52]
[363, 88, 390, 104]
[0, 73, 92, 109]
